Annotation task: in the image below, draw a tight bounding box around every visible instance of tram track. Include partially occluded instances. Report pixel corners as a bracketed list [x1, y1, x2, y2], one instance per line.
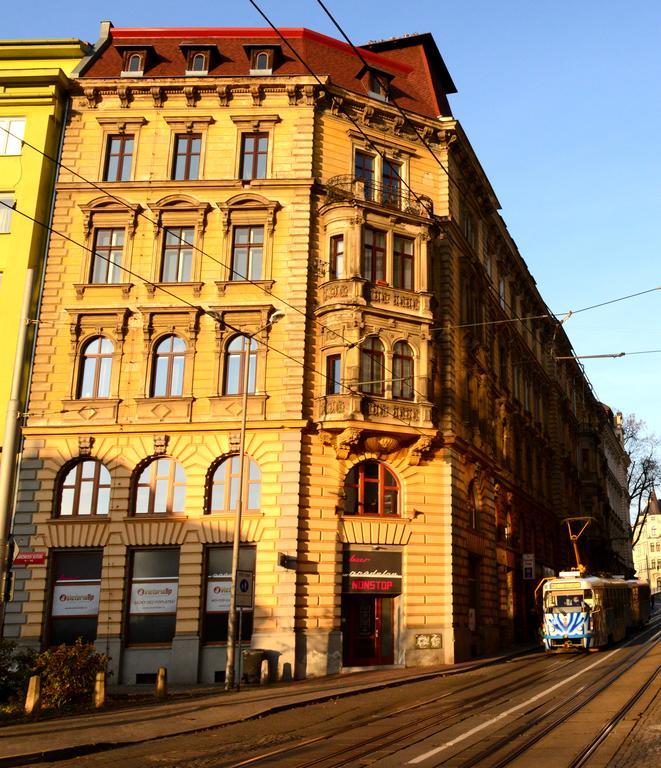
[222, 653, 585, 768]
[423, 622, 661, 767]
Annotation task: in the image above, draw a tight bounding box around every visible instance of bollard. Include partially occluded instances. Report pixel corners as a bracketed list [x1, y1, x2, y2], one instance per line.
[25, 674, 41, 715]
[156, 666, 167, 699]
[93, 670, 106, 709]
[259, 657, 269, 686]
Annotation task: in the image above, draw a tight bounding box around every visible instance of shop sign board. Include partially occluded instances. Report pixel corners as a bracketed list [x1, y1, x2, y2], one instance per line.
[342, 549, 402, 595]
[522, 553, 535, 580]
[13, 551, 46, 567]
[129, 580, 178, 614]
[51, 582, 100, 617]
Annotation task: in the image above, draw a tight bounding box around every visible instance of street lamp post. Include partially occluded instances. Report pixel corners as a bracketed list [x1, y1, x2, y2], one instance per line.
[224, 309, 284, 690]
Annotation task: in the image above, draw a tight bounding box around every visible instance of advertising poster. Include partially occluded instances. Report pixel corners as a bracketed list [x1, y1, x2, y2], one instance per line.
[51, 582, 100, 617]
[129, 580, 178, 614]
[206, 579, 231, 613]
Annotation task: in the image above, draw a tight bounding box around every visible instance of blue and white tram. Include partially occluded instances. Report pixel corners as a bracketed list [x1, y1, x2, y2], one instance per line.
[542, 572, 649, 651]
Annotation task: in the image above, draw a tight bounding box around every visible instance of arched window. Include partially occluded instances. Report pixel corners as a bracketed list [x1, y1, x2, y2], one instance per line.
[255, 51, 269, 71]
[392, 341, 414, 400]
[58, 460, 111, 517]
[208, 455, 261, 514]
[152, 335, 186, 397]
[344, 460, 399, 516]
[78, 336, 114, 399]
[127, 53, 143, 73]
[359, 336, 385, 396]
[191, 52, 207, 72]
[468, 481, 480, 530]
[224, 335, 257, 395]
[134, 458, 186, 516]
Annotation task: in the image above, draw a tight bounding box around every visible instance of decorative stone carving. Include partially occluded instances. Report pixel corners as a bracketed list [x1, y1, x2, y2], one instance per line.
[78, 436, 95, 456]
[335, 428, 363, 459]
[183, 86, 198, 107]
[217, 85, 231, 106]
[362, 105, 375, 126]
[364, 435, 400, 456]
[286, 84, 298, 105]
[408, 436, 433, 465]
[228, 432, 241, 452]
[117, 85, 132, 108]
[83, 87, 99, 109]
[153, 434, 170, 455]
[151, 86, 165, 108]
[250, 84, 263, 106]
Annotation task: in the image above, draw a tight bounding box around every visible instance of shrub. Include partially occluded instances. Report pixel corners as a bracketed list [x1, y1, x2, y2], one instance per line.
[32, 639, 109, 710]
[0, 640, 36, 703]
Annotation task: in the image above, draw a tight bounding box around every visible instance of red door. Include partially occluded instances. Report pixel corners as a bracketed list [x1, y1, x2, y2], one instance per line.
[343, 595, 394, 666]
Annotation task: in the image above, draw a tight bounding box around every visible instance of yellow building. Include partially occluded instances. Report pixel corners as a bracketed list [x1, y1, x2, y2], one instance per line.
[0, 37, 89, 611]
[4, 25, 630, 683]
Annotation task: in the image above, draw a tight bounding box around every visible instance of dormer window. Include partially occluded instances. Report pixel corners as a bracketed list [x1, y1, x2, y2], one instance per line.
[250, 49, 273, 75]
[118, 47, 152, 77]
[187, 51, 209, 75]
[368, 70, 390, 101]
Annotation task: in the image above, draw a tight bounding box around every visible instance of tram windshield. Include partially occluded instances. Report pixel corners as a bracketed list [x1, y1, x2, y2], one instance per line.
[545, 589, 592, 612]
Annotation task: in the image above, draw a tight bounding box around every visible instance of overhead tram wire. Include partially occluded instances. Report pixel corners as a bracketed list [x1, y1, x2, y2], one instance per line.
[0, 84, 432, 407]
[0, 200, 432, 436]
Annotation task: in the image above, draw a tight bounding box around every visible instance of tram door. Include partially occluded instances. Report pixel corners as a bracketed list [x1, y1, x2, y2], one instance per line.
[343, 595, 394, 666]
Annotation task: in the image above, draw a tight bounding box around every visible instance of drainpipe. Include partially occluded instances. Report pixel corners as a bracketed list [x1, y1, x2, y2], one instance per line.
[0, 92, 71, 630]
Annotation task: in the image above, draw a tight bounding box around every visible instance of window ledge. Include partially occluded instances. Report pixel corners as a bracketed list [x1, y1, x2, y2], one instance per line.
[134, 396, 195, 423]
[215, 280, 274, 296]
[74, 283, 133, 299]
[145, 281, 204, 297]
[124, 514, 189, 521]
[48, 516, 110, 523]
[61, 398, 121, 423]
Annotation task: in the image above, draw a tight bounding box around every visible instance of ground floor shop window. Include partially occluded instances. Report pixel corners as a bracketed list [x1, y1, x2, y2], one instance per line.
[127, 548, 179, 645]
[48, 550, 102, 646]
[203, 546, 255, 643]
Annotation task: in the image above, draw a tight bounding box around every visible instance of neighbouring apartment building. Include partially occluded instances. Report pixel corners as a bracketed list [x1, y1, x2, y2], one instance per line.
[3, 23, 632, 683]
[0, 37, 89, 610]
[633, 497, 661, 593]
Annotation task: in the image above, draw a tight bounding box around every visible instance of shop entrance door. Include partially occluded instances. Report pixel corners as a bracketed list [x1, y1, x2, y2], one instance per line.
[343, 595, 394, 666]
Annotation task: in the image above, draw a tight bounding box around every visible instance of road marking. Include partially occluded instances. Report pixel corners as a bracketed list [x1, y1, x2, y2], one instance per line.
[407, 633, 657, 765]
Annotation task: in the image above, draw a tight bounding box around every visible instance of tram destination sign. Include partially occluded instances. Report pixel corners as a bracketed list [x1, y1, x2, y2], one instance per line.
[342, 549, 402, 595]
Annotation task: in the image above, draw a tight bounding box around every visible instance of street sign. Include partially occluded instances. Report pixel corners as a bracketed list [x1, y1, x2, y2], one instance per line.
[235, 570, 254, 609]
[522, 553, 535, 580]
[13, 551, 45, 567]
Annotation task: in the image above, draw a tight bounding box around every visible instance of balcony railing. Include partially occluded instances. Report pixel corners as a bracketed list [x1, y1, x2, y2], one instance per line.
[325, 175, 433, 218]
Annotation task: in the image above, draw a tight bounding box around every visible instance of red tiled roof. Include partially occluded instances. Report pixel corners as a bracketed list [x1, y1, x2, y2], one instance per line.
[81, 27, 454, 119]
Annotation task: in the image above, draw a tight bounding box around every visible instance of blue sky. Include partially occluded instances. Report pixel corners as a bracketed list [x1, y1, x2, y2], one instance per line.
[5, 0, 661, 438]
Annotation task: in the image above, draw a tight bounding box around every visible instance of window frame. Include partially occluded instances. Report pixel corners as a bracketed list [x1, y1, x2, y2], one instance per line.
[393, 234, 414, 290]
[160, 225, 195, 283]
[90, 227, 125, 284]
[326, 353, 342, 395]
[223, 334, 258, 396]
[151, 334, 187, 398]
[344, 460, 400, 517]
[392, 341, 414, 401]
[126, 548, 180, 646]
[207, 454, 261, 515]
[48, 549, 103, 647]
[0, 195, 14, 233]
[133, 458, 186, 517]
[329, 234, 345, 281]
[0, 117, 26, 156]
[230, 224, 264, 281]
[171, 132, 202, 181]
[361, 227, 387, 283]
[359, 336, 385, 396]
[78, 335, 114, 399]
[203, 545, 255, 644]
[103, 134, 134, 182]
[239, 132, 269, 181]
[57, 459, 111, 518]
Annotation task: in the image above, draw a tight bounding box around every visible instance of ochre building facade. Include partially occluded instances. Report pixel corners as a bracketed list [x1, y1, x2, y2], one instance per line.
[4, 25, 631, 683]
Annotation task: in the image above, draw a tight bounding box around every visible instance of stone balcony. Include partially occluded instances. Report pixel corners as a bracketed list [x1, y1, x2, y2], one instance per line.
[315, 392, 433, 429]
[317, 278, 432, 320]
[324, 175, 433, 219]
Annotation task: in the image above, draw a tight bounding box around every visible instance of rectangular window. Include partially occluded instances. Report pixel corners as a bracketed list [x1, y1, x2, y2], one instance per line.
[0, 117, 26, 155]
[0, 196, 14, 233]
[231, 225, 263, 281]
[90, 228, 124, 283]
[127, 549, 180, 645]
[161, 226, 194, 282]
[498, 277, 507, 309]
[326, 354, 341, 395]
[103, 134, 134, 182]
[381, 159, 401, 207]
[362, 227, 386, 283]
[355, 151, 375, 200]
[203, 546, 255, 643]
[172, 133, 201, 180]
[393, 235, 414, 290]
[49, 550, 102, 646]
[329, 235, 344, 280]
[239, 133, 268, 180]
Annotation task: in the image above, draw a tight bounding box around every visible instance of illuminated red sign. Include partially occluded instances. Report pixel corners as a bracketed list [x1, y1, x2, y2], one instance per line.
[13, 551, 46, 566]
[343, 549, 402, 595]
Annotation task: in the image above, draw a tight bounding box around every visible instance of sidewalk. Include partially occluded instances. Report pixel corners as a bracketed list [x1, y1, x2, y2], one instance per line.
[0, 647, 535, 767]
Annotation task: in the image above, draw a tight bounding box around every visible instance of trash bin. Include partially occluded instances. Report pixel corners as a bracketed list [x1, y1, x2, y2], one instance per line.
[241, 649, 265, 683]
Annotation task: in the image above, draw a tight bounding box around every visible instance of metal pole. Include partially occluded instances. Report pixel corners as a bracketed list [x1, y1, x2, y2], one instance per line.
[237, 607, 243, 693]
[0, 269, 35, 624]
[224, 334, 252, 690]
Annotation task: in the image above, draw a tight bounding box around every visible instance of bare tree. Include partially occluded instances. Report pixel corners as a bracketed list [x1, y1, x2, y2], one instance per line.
[622, 414, 660, 546]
